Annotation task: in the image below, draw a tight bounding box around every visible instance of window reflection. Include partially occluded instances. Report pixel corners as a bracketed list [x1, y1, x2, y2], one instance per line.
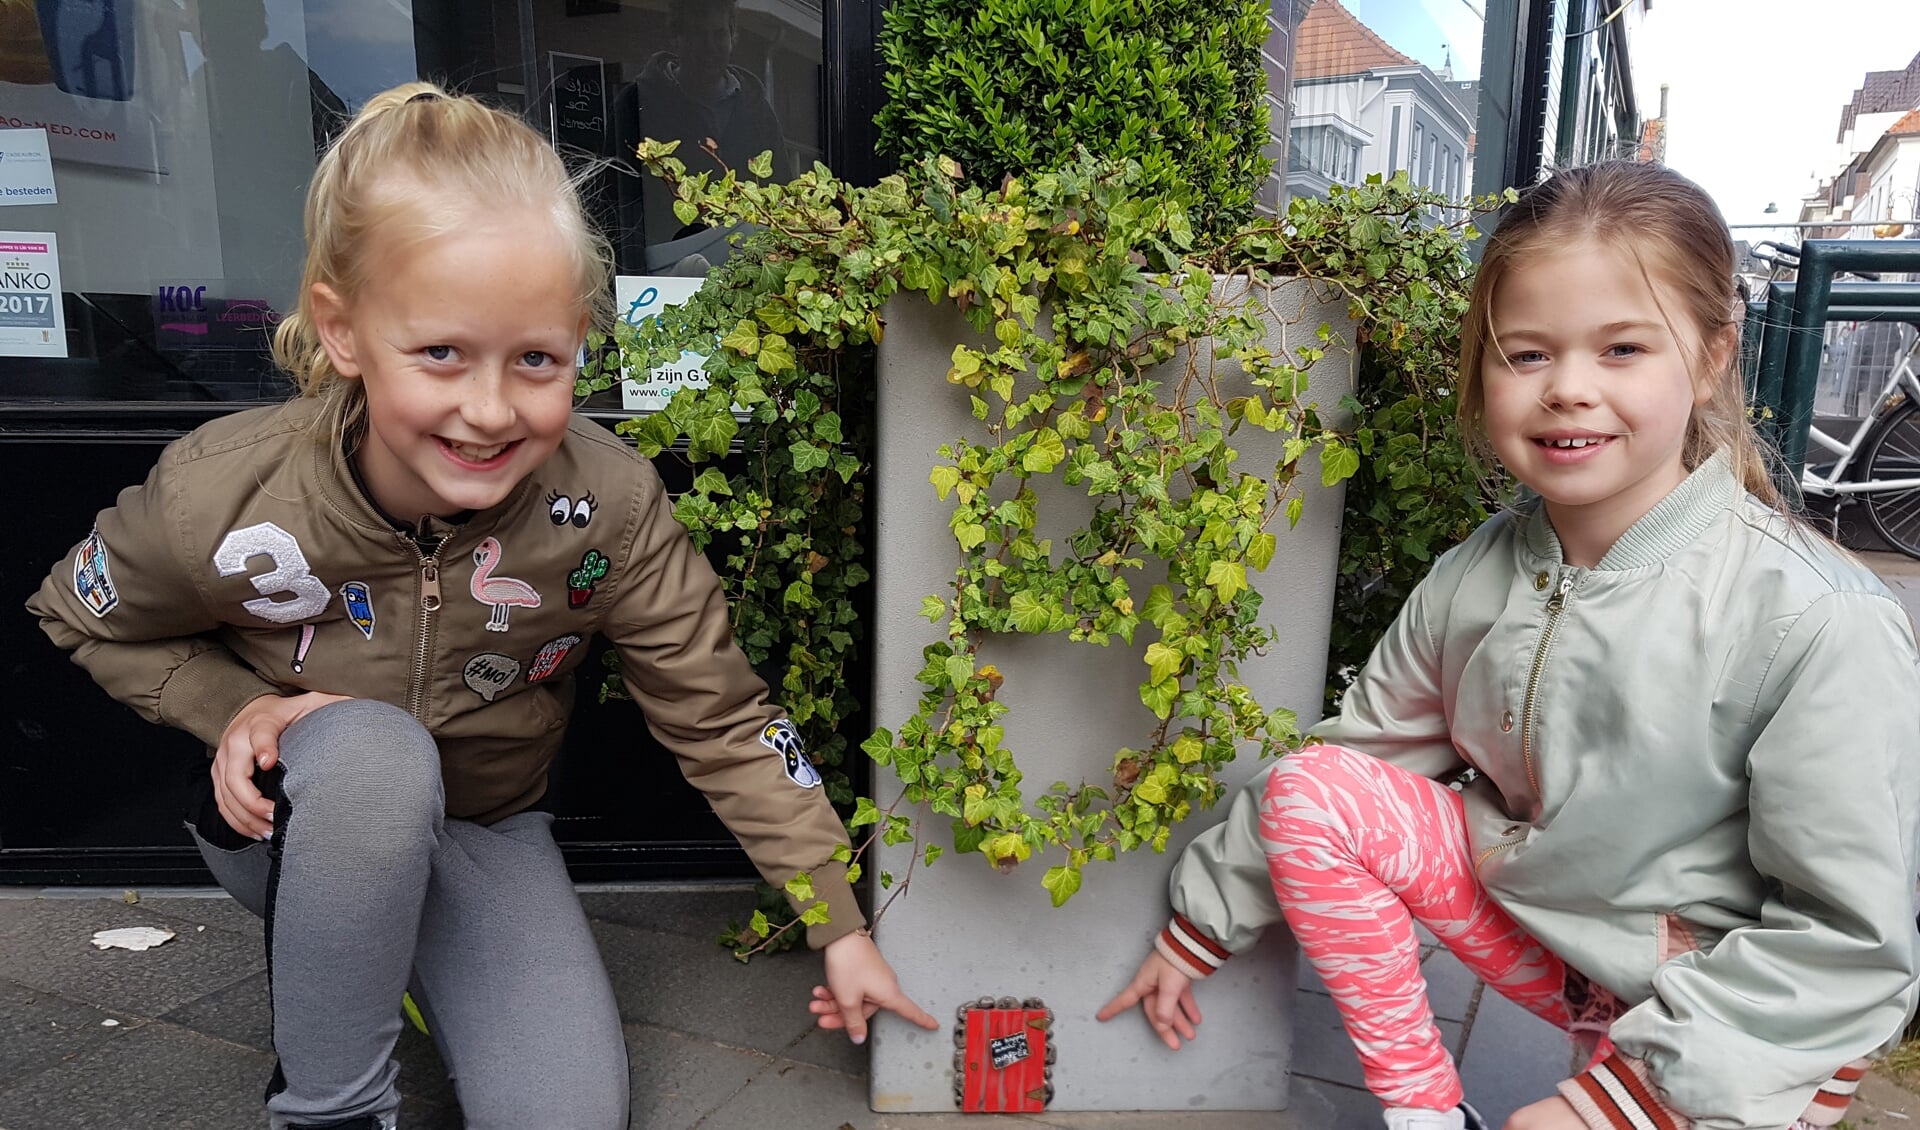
[1285, 0, 1480, 204]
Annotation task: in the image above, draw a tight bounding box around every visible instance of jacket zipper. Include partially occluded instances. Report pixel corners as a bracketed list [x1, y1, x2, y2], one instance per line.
[1473, 838, 1523, 873]
[1519, 571, 1574, 798]
[407, 542, 444, 721]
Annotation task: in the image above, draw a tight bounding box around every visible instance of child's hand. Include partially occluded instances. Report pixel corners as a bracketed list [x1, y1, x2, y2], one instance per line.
[808, 931, 939, 1045]
[214, 691, 350, 839]
[1502, 1096, 1584, 1129]
[1095, 949, 1201, 1050]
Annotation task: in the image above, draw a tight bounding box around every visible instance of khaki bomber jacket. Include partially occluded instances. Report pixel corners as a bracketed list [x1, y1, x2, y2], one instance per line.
[27, 397, 863, 946]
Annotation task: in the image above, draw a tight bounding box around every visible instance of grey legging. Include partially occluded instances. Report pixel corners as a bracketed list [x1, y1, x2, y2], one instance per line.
[188, 698, 628, 1129]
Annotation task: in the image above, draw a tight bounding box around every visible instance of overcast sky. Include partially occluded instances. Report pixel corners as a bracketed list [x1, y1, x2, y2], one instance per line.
[1354, 0, 1920, 229]
[1631, 0, 1920, 227]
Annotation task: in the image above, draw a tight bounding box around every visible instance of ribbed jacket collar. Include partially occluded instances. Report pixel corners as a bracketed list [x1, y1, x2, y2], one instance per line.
[1521, 449, 1739, 570]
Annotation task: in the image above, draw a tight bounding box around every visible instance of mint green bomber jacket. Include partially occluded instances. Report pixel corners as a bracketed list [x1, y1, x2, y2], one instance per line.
[1164, 453, 1920, 1129]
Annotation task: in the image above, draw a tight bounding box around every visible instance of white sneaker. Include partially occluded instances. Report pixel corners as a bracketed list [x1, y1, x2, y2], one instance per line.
[1384, 1102, 1486, 1130]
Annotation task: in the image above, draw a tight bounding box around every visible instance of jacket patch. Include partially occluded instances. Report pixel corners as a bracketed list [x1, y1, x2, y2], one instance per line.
[546, 490, 597, 529]
[463, 652, 521, 702]
[470, 536, 541, 633]
[567, 549, 610, 610]
[291, 623, 317, 674]
[760, 719, 821, 789]
[339, 581, 375, 640]
[528, 634, 582, 682]
[72, 527, 119, 618]
[213, 522, 332, 624]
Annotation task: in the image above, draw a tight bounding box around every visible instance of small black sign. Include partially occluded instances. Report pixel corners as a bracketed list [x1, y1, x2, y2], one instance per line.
[989, 1032, 1030, 1069]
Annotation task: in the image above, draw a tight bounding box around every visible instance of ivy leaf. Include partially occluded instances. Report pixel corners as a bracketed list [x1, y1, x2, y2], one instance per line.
[687, 410, 737, 459]
[1171, 733, 1204, 764]
[929, 466, 961, 500]
[1141, 584, 1175, 628]
[923, 842, 944, 867]
[1321, 438, 1361, 486]
[954, 522, 987, 551]
[720, 320, 761, 356]
[984, 832, 1031, 868]
[691, 468, 734, 497]
[1206, 560, 1248, 603]
[920, 595, 947, 622]
[748, 150, 773, 179]
[799, 900, 832, 926]
[831, 843, 853, 863]
[1140, 677, 1179, 719]
[784, 873, 815, 902]
[1021, 428, 1066, 473]
[1236, 530, 1271, 572]
[861, 728, 895, 764]
[1042, 864, 1082, 907]
[672, 199, 698, 227]
[1286, 496, 1305, 528]
[747, 909, 770, 940]
[790, 439, 831, 474]
[850, 796, 882, 828]
[1143, 641, 1183, 685]
[757, 334, 797, 375]
[1008, 591, 1052, 633]
[944, 653, 975, 689]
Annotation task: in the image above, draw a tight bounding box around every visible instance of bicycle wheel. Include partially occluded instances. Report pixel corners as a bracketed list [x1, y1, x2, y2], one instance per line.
[1861, 400, 1920, 559]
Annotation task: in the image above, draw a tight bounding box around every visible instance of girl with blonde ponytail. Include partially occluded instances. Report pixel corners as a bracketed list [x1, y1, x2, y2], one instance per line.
[31, 82, 932, 1130]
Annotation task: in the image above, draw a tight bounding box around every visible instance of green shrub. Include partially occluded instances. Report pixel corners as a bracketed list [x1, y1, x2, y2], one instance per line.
[876, 0, 1273, 243]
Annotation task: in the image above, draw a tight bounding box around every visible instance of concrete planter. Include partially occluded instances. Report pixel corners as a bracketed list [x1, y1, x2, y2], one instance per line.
[866, 276, 1358, 1113]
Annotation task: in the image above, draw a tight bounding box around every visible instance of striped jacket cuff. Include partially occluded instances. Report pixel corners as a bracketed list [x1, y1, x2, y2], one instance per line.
[1799, 1058, 1869, 1127]
[1153, 914, 1232, 980]
[1557, 1053, 1690, 1130]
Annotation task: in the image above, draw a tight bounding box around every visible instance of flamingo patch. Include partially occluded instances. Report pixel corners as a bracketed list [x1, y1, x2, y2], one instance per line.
[760, 719, 822, 789]
[470, 536, 540, 632]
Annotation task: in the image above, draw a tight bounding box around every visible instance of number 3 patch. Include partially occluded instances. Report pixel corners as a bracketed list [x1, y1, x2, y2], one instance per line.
[213, 522, 332, 624]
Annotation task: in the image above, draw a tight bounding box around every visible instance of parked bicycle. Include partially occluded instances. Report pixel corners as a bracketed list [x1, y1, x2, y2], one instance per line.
[1742, 240, 1920, 559]
[1798, 333, 1920, 558]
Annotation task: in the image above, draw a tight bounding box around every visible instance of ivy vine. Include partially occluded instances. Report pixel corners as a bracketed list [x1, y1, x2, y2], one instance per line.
[582, 143, 1507, 938]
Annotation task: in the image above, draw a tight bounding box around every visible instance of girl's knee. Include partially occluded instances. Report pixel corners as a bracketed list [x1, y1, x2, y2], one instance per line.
[1264, 743, 1372, 803]
[279, 699, 442, 821]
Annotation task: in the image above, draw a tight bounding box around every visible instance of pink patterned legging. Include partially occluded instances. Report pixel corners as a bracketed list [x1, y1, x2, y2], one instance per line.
[1262, 744, 1573, 1111]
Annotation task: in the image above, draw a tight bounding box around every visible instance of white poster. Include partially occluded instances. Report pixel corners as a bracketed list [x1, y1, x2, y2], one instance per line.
[0, 80, 163, 175]
[615, 275, 712, 412]
[0, 128, 55, 205]
[0, 231, 66, 357]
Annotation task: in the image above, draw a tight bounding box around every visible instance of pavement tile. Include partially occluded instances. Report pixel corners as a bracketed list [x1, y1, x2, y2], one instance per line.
[696, 1056, 990, 1129]
[0, 980, 134, 1099]
[0, 1020, 272, 1130]
[1290, 987, 1460, 1093]
[577, 883, 762, 942]
[594, 919, 823, 1059]
[0, 897, 264, 1017]
[137, 893, 267, 939]
[1456, 981, 1570, 1128]
[162, 968, 273, 1052]
[623, 1022, 772, 1130]
[160, 968, 466, 1114]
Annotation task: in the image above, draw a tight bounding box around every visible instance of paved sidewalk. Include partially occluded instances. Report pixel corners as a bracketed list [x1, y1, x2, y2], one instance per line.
[0, 883, 1571, 1130]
